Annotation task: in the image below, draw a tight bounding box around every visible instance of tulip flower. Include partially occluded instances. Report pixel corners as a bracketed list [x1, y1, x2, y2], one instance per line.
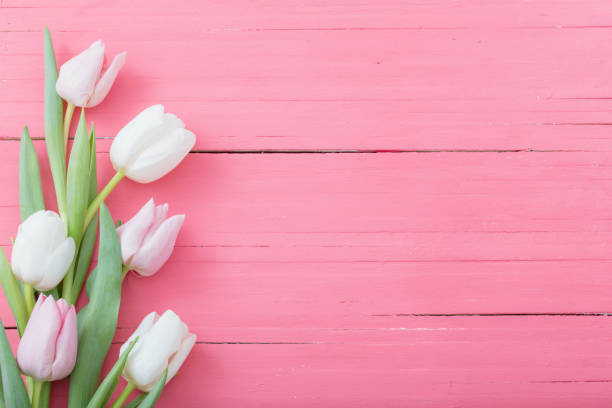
[11, 210, 75, 291]
[17, 295, 77, 381]
[117, 198, 184, 277]
[110, 104, 196, 183]
[56, 40, 126, 108]
[120, 310, 196, 391]
[82, 105, 195, 230]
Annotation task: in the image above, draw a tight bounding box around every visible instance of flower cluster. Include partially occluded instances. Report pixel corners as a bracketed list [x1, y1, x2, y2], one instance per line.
[0, 29, 197, 408]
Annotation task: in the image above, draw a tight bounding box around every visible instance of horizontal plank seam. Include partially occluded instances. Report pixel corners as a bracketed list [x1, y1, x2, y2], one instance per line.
[375, 313, 612, 317]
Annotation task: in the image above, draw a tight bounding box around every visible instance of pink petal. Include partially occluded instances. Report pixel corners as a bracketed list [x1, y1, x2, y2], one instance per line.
[86, 51, 126, 107]
[56, 298, 70, 320]
[117, 198, 156, 265]
[130, 214, 185, 277]
[50, 305, 78, 380]
[142, 203, 168, 245]
[17, 296, 62, 380]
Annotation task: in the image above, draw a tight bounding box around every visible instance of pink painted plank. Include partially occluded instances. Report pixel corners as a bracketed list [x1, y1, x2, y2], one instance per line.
[3, 0, 612, 29]
[0, 144, 611, 330]
[4, 315, 612, 407]
[2, 8, 612, 149]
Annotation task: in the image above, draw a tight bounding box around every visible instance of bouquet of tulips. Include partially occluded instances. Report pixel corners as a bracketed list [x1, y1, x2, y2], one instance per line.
[0, 28, 197, 407]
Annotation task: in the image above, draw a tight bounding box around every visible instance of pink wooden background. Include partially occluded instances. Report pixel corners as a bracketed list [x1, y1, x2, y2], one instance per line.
[3, 0, 612, 406]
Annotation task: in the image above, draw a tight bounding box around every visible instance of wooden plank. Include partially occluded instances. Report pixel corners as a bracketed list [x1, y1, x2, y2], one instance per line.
[4, 315, 612, 406]
[0, 145, 611, 328]
[3, 21, 612, 149]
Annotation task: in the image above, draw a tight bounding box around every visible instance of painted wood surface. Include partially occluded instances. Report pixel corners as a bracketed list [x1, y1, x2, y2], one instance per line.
[2, 1, 612, 406]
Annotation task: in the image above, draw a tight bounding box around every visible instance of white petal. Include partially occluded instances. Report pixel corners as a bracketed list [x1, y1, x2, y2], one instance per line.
[120, 311, 159, 356]
[124, 310, 187, 391]
[110, 105, 166, 171]
[166, 333, 197, 383]
[11, 211, 65, 286]
[36, 237, 75, 291]
[125, 128, 195, 183]
[86, 51, 126, 107]
[55, 40, 105, 107]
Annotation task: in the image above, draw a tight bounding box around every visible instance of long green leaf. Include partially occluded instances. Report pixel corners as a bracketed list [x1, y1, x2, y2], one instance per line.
[137, 370, 167, 408]
[70, 126, 98, 304]
[65, 108, 90, 245]
[86, 337, 139, 408]
[0, 319, 30, 408]
[62, 109, 91, 300]
[43, 27, 66, 218]
[19, 126, 45, 221]
[68, 203, 122, 407]
[0, 368, 5, 408]
[0, 249, 27, 335]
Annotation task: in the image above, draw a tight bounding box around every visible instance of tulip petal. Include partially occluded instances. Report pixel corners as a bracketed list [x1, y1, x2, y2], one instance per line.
[56, 40, 105, 107]
[129, 215, 185, 277]
[86, 52, 126, 107]
[17, 296, 62, 380]
[125, 127, 195, 183]
[124, 310, 186, 391]
[120, 311, 159, 356]
[37, 236, 76, 291]
[142, 203, 168, 245]
[116, 198, 156, 265]
[110, 105, 166, 171]
[50, 305, 77, 380]
[11, 211, 66, 286]
[56, 298, 70, 319]
[166, 333, 196, 383]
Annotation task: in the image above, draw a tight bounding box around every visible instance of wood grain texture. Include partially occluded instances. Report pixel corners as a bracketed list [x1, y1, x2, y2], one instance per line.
[2, 0, 612, 406]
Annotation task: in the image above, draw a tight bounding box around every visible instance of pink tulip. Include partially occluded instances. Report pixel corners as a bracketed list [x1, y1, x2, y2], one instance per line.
[17, 295, 77, 381]
[55, 40, 126, 107]
[117, 198, 185, 277]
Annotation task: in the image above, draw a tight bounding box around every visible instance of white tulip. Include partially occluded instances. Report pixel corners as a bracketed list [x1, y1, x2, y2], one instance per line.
[110, 105, 196, 183]
[11, 211, 75, 291]
[120, 310, 196, 391]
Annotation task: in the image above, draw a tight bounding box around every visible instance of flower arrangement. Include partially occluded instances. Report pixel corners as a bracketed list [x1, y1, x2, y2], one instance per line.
[0, 28, 196, 407]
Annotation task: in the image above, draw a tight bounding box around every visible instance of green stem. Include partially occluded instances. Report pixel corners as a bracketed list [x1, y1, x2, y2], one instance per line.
[26, 376, 34, 401]
[63, 102, 76, 152]
[111, 381, 136, 408]
[83, 170, 125, 233]
[23, 283, 35, 316]
[31, 379, 43, 408]
[121, 264, 130, 281]
[61, 261, 76, 304]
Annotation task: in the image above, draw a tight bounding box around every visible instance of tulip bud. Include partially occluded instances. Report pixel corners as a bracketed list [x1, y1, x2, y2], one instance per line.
[117, 198, 184, 277]
[56, 40, 126, 108]
[17, 295, 77, 381]
[121, 310, 196, 391]
[11, 210, 75, 291]
[110, 105, 196, 183]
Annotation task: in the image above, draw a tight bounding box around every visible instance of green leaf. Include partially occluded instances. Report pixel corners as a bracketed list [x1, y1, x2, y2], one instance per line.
[62, 109, 91, 300]
[86, 337, 139, 408]
[0, 248, 27, 336]
[68, 203, 122, 408]
[19, 126, 45, 221]
[0, 371, 6, 408]
[43, 27, 66, 218]
[70, 126, 98, 304]
[0, 319, 30, 408]
[66, 108, 90, 245]
[137, 370, 167, 408]
[124, 393, 146, 408]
